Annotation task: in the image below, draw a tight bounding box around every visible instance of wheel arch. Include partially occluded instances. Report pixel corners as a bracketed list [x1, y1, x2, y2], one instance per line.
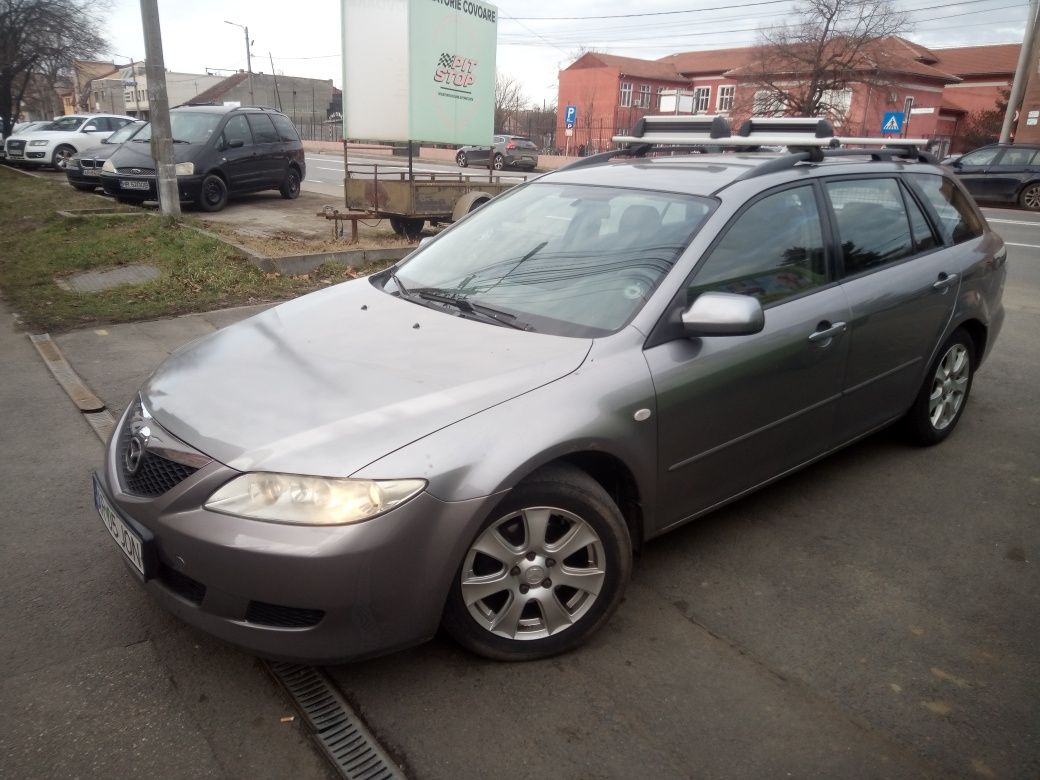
[451, 190, 494, 222]
[1016, 178, 1040, 205]
[956, 317, 988, 364]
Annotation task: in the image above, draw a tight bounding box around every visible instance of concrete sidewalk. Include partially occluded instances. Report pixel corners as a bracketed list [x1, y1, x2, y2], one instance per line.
[0, 301, 331, 779]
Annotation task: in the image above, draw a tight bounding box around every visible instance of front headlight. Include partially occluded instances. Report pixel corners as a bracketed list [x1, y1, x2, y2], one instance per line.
[102, 158, 116, 173]
[204, 473, 426, 525]
[174, 162, 194, 176]
[28, 139, 50, 146]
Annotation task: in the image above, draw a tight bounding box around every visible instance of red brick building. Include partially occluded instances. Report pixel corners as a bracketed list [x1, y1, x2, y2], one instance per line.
[557, 38, 1019, 157]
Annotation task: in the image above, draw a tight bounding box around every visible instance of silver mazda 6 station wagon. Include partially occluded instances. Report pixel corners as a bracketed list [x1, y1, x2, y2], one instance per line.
[94, 118, 1006, 663]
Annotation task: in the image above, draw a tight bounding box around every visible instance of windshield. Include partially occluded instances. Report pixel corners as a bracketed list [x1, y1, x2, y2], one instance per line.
[389, 182, 713, 337]
[104, 121, 144, 145]
[46, 116, 86, 132]
[134, 112, 222, 145]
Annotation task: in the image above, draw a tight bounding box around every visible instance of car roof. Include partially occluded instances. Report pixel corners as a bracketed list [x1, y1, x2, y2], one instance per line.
[542, 152, 946, 198]
[172, 104, 287, 116]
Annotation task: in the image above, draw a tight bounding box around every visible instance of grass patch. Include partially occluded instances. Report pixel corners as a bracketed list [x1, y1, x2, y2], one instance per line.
[0, 167, 392, 332]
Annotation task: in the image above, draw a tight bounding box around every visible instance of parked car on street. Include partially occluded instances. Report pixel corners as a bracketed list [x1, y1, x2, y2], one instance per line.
[0, 120, 51, 159]
[94, 117, 1005, 664]
[3, 114, 134, 168]
[456, 134, 539, 171]
[945, 143, 1040, 210]
[99, 105, 305, 211]
[65, 120, 146, 191]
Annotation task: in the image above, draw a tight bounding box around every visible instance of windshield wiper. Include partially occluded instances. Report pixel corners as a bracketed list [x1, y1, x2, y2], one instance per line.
[411, 287, 534, 331]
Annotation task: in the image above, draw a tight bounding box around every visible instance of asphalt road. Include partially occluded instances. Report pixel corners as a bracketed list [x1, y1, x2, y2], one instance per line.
[2, 164, 1038, 779]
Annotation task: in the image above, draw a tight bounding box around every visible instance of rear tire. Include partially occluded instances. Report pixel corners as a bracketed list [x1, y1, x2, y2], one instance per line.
[442, 464, 632, 661]
[456, 151, 468, 168]
[491, 153, 505, 171]
[1019, 182, 1040, 211]
[279, 167, 301, 199]
[902, 328, 975, 446]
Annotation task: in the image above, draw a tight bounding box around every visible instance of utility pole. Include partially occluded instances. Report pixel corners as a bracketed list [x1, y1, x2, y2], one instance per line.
[268, 52, 283, 111]
[1001, 0, 1040, 143]
[139, 0, 180, 217]
[225, 21, 254, 106]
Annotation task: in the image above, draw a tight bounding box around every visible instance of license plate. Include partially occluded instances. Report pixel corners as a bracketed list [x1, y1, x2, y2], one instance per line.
[81, 169, 99, 177]
[120, 179, 150, 190]
[93, 476, 146, 576]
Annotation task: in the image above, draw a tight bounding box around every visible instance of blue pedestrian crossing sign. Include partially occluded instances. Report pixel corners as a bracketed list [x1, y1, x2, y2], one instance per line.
[882, 111, 904, 134]
[565, 105, 577, 129]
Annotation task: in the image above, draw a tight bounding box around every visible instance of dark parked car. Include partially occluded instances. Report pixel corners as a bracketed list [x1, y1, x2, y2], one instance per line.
[945, 143, 1040, 210]
[65, 120, 146, 191]
[456, 135, 538, 171]
[93, 117, 1004, 664]
[100, 105, 305, 211]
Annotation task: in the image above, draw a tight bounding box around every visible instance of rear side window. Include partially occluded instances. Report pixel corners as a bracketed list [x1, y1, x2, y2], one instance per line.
[997, 147, 1039, 166]
[246, 114, 280, 144]
[826, 178, 913, 276]
[690, 185, 827, 305]
[908, 173, 984, 244]
[222, 115, 252, 148]
[270, 114, 300, 143]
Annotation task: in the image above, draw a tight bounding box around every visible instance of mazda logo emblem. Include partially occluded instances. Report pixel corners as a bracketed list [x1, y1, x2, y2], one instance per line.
[124, 434, 146, 475]
[130, 168, 141, 175]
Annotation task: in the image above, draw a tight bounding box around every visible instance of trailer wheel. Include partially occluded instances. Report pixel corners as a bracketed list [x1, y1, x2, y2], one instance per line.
[402, 218, 425, 240]
[389, 217, 406, 236]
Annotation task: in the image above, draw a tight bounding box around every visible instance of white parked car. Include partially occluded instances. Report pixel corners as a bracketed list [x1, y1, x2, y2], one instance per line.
[4, 114, 135, 168]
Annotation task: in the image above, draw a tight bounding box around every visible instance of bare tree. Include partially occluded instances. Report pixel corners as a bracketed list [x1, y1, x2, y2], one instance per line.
[495, 73, 529, 134]
[0, 0, 107, 135]
[737, 0, 910, 120]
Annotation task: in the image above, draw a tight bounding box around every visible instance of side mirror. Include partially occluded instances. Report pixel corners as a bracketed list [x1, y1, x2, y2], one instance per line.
[681, 291, 764, 337]
[227, 138, 245, 149]
[82, 125, 98, 133]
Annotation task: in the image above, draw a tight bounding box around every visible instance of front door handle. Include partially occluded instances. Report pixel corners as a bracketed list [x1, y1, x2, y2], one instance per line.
[933, 272, 959, 291]
[808, 321, 847, 343]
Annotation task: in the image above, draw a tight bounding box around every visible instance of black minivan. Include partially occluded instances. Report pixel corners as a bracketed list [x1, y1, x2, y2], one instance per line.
[100, 105, 306, 211]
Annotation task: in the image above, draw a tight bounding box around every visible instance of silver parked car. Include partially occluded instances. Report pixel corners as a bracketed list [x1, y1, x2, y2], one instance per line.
[456, 134, 538, 171]
[94, 119, 1006, 663]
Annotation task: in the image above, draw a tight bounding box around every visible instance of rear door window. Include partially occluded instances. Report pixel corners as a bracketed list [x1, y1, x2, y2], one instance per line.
[270, 114, 300, 143]
[690, 185, 827, 305]
[825, 178, 914, 276]
[907, 173, 984, 244]
[246, 114, 280, 144]
[996, 147, 1038, 166]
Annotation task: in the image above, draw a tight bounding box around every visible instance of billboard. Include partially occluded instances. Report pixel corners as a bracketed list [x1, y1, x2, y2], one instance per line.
[342, 0, 498, 145]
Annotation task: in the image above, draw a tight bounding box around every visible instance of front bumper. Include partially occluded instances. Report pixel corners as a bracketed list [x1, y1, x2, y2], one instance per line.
[97, 403, 497, 663]
[100, 173, 205, 203]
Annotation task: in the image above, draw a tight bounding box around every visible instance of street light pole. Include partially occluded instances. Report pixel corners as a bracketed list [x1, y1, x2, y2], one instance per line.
[224, 20, 254, 106]
[139, 0, 180, 217]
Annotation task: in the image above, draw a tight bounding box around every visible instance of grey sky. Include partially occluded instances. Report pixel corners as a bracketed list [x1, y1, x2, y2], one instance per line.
[103, 0, 1029, 108]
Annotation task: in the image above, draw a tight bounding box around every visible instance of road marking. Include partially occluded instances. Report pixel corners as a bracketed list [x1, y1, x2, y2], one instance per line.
[1004, 242, 1040, 249]
[988, 218, 1040, 227]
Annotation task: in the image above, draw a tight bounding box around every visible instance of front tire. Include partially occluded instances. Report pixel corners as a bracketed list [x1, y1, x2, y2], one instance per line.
[53, 145, 76, 169]
[442, 464, 632, 661]
[280, 167, 301, 199]
[903, 328, 975, 445]
[1019, 182, 1040, 211]
[456, 151, 468, 168]
[197, 173, 228, 212]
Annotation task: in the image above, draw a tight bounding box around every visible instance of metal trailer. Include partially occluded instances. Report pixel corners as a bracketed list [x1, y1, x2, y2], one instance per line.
[341, 142, 521, 239]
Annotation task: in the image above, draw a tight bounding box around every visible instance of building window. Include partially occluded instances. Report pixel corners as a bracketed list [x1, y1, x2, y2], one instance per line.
[619, 82, 632, 107]
[656, 86, 665, 109]
[693, 86, 710, 114]
[717, 85, 735, 112]
[639, 84, 651, 108]
[821, 88, 853, 119]
[753, 90, 784, 116]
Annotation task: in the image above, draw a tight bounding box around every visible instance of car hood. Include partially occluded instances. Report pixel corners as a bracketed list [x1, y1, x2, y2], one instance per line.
[142, 278, 592, 477]
[73, 144, 122, 162]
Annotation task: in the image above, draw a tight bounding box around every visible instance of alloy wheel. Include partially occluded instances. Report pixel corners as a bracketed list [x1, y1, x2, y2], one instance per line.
[1022, 184, 1040, 211]
[929, 343, 969, 430]
[461, 506, 606, 640]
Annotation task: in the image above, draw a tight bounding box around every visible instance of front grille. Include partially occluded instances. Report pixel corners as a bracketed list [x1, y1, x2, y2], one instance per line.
[123, 451, 198, 497]
[80, 159, 96, 169]
[7, 140, 25, 153]
[158, 563, 206, 605]
[246, 601, 325, 628]
[117, 166, 155, 175]
[117, 407, 200, 497]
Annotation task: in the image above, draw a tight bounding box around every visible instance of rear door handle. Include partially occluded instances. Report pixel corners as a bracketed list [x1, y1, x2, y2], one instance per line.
[933, 272, 959, 291]
[808, 321, 847, 343]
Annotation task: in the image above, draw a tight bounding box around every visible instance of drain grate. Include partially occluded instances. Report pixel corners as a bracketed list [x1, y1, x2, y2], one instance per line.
[267, 662, 405, 780]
